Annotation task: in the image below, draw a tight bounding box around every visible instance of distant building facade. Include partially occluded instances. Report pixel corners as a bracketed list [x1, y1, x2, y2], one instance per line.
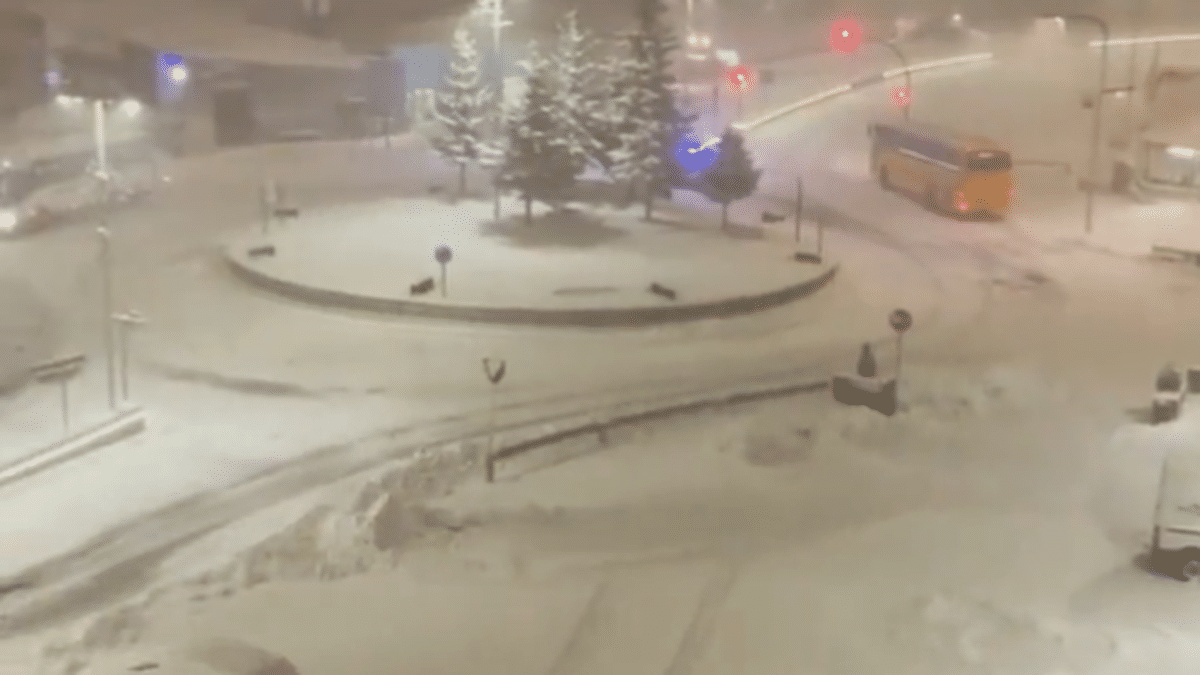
[0, 8, 48, 118]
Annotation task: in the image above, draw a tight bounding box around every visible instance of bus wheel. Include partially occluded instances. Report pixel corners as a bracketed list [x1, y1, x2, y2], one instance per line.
[1183, 551, 1200, 580]
[879, 167, 891, 190]
[924, 186, 939, 212]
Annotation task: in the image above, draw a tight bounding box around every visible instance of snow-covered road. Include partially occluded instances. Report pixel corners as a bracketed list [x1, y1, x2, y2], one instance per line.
[4, 33, 1200, 643]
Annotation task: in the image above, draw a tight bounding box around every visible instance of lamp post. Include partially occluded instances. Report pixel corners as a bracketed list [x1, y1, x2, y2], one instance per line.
[1045, 13, 1109, 234]
[92, 99, 109, 180]
[97, 226, 116, 410]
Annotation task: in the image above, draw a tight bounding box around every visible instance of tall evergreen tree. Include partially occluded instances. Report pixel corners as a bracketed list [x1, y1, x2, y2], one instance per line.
[550, 12, 605, 168]
[432, 26, 494, 197]
[611, 0, 696, 220]
[498, 45, 588, 223]
[584, 49, 634, 173]
[702, 128, 761, 230]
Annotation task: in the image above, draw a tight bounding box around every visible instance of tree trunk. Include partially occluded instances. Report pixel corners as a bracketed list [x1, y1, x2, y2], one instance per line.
[643, 182, 653, 221]
[524, 194, 532, 224]
[721, 202, 729, 230]
[458, 163, 467, 197]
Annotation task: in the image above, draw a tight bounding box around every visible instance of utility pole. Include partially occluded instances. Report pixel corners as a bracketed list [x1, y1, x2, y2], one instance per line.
[1046, 14, 1109, 234]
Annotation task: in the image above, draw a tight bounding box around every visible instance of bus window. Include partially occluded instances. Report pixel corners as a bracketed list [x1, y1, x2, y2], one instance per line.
[966, 150, 1011, 172]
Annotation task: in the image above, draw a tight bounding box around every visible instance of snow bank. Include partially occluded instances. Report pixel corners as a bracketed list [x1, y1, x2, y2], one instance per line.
[34, 439, 486, 675]
[817, 364, 1071, 461]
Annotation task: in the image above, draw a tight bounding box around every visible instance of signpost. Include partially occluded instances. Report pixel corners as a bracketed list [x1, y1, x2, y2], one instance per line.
[261, 179, 278, 234]
[112, 309, 147, 402]
[482, 357, 507, 483]
[434, 245, 453, 298]
[888, 308, 913, 382]
[30, 354, 86, 435]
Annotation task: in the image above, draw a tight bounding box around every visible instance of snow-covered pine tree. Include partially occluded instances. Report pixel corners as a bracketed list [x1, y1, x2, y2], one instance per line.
[611, 0, 696, 220]
[584, 46, 635, 174]
[550, 12, 606, 169]
[702, 128, 761, 230]
[498, 44, 588, 223]
[432, 26, 494, 197]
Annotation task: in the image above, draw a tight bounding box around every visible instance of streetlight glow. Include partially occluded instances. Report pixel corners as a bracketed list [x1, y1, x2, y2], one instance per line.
[119, 98, 142, 116]
[168, 64, 188, 83]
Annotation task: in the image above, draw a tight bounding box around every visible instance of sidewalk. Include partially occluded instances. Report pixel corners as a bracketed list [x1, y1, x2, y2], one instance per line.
[1014, 191, 1200, 257]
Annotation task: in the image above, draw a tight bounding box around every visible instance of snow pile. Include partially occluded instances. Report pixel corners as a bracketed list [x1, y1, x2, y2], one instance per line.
[822, 365, 1070, 458]
[36, 441, 485, 675]
[182, 444, 481, 598]
[39, 593, 161, 675]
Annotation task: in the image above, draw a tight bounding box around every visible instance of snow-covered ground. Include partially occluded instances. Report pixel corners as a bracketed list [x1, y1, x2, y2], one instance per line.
[229, 196, 834, 309]
[5, 30, 1200, 675]
[17, 356, 1200, 675]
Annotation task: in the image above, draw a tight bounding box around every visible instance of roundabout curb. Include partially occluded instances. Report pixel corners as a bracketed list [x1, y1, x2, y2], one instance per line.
[223, 245, 839, 327]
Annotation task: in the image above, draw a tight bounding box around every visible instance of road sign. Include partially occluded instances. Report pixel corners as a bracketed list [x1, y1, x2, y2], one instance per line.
[30, 354, 85, 383]
[434, 245, 453, 297]
[889, 308, 913, 333]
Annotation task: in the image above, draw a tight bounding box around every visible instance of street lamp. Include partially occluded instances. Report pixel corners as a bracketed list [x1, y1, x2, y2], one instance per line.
[97, 226, 116, 410]
[112, 309, 147, 402]
[1043, 13, 1109, 234]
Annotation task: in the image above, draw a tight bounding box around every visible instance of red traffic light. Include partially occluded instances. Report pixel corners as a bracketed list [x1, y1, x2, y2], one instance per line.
[727, 65, 753, 91]
[890, 85, 911, 107]
[829, 18, 863, 53]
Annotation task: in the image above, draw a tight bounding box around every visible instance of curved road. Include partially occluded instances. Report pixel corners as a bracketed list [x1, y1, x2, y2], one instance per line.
[0, 41, 1128, 628]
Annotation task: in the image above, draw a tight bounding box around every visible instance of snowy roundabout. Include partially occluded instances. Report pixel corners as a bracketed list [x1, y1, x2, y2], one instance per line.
[222, 196, 838, 327]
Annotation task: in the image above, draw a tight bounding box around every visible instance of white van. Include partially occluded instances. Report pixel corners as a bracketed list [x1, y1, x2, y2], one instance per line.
[1151, 446, 1200, 580]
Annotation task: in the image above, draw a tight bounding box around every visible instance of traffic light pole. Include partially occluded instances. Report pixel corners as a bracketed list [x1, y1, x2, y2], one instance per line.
[874, 41, 912, 121]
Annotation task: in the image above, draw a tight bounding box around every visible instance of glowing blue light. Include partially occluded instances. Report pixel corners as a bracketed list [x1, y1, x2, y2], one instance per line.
[675, 134, 719, 174]
[155, 52, 189, 103]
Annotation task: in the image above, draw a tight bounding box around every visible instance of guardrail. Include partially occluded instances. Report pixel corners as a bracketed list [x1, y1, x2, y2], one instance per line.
[485, 378, 830, 481]
[1090, 33, 1200, 47]
[0, 407, 147, 488]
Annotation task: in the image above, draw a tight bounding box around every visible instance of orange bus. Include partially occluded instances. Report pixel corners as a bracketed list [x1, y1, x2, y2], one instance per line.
[868, 121, 1013, 218]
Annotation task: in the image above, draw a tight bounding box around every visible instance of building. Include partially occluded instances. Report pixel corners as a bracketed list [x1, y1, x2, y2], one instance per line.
[0, 8, 49, 118]
[1111, 65, 1200, 196]
[5, 0, 409, 151]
